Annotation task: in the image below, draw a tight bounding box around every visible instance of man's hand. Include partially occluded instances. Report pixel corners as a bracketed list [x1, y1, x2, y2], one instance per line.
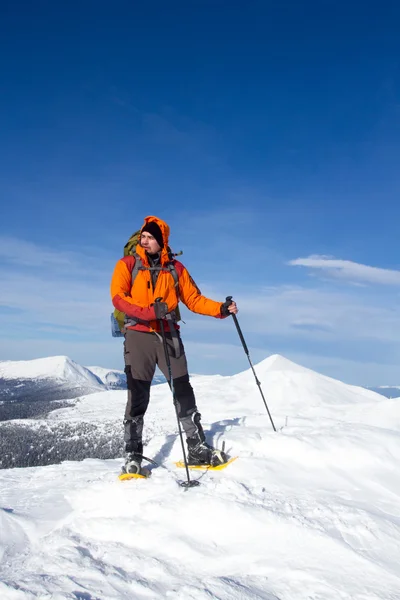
[152, 302, 169, 320]
[220, 299, 238, 317]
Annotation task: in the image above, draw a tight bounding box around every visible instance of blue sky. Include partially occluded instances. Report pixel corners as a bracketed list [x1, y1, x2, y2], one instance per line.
[1, 1, 399, 385]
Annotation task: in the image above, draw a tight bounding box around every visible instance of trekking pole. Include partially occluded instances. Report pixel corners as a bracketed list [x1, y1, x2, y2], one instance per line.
[155, 298, 200, 488]
[225, 296, 277, 432]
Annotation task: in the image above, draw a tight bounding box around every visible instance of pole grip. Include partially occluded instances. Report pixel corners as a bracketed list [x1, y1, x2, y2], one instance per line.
[224, 295, 234, 319]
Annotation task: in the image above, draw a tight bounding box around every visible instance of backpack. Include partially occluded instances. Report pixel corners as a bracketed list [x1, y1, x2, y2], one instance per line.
[111, 230, 182, 337]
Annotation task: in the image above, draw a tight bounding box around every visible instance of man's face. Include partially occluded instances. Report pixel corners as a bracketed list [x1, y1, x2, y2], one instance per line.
[140, 231, 161, 254]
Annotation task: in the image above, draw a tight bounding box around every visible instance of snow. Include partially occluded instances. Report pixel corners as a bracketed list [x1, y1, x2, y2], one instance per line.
[1, 354, 400, 599]
[86, 365, 125, 379]
[49, 388, 126, 423]
[86, 365, 125, 388]
[0, 356, 102, 388]
[85, 365, 165, 388]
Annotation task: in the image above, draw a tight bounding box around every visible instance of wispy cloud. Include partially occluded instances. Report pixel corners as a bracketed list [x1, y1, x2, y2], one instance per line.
[233, 285, 400, 342]
[281, 350, 400, 387]
[0, 237, 75, 268]
[2, 237, 400, 383]
[0, 235, 112, 276]
[0, 337, 119, 370]
[289, 255, 400, 285]
[0, 237, 113, 339]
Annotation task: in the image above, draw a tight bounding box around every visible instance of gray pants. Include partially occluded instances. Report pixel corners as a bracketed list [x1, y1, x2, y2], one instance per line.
[123, 329, 201, 453]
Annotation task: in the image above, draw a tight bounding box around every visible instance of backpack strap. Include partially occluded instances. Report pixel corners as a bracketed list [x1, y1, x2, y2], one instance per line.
[166, 262, 180, 301]
[132, 254, 179, 297]
[120, 253, 145, 332]
[124, 255, 181, 333]
[166, 262, 179, 287]
[131, 252, 143, 284]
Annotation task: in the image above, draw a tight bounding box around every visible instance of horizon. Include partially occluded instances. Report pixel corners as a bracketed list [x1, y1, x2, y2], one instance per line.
[1, 352, 399, 391]
[1, 2, 399, 386]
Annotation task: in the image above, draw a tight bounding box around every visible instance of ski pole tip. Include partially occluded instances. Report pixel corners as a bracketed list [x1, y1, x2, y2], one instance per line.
[179, 480, 200, 488]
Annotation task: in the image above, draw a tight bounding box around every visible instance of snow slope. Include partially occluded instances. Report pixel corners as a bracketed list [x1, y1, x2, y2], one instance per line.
[1, 354, 400, 599]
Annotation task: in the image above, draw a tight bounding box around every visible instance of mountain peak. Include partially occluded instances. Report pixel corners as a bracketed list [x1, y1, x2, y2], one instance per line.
[239, 354, 311, 378]
[0, 355, 101, 387]
[233, 352, 382, 407]
[258, 354, 307, 372]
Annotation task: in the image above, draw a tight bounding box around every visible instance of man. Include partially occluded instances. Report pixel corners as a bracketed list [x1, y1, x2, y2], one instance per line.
[110, 215, 238, 474]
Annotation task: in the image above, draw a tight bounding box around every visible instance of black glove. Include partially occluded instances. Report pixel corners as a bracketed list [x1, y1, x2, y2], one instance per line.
[220, 300, 233, 317]
[153, 302, 169, 320]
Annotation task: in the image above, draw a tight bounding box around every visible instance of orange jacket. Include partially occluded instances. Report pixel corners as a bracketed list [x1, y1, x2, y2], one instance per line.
[110, 216, 224, 333]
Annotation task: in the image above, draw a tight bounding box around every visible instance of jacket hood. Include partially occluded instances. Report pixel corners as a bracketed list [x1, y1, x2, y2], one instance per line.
[136, 215, 171, 265]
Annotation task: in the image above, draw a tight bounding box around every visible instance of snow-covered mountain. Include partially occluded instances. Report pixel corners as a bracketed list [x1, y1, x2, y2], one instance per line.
[1, 353, 399, 599]
[1, 353, 396, 470]
[0, 355, 102, 387]
[0, 355, 165, 422]
[86, 365, 166, 389]
[0, 356, 104, 421]
[85, 365, 126, 389]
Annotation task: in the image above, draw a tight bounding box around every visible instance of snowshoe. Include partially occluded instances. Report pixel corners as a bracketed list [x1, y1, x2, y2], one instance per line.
[175, 456, 237, 471]
[186, 436, 228, 467]
[118, 453, 158, 481]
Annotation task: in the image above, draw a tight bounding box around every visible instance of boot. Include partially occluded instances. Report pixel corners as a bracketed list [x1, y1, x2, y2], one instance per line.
[123, 452, 142, 474]
[186, 434, 228, 466]
[123, 435, 143, 475]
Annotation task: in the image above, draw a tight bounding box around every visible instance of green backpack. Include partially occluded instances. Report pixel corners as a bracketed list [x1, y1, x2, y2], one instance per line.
[111, 231, 182, 337]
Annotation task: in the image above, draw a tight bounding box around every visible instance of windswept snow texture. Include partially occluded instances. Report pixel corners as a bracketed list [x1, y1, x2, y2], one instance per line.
[1, 354, 400, 599]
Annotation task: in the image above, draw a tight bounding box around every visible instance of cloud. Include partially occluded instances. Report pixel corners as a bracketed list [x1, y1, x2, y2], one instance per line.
[288, 255, 400, 285]
[180, 281, 400, 346]
[0, 336, 122, 371]
[0, 237, 75, 268]
[285, 350, 400, 387]
[0, 235, 112, 276]
[0, 270, 110, 334]
[0, 237, 113, 339]
[2, 236, 400, 384]
[237, 285, 400, 342]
